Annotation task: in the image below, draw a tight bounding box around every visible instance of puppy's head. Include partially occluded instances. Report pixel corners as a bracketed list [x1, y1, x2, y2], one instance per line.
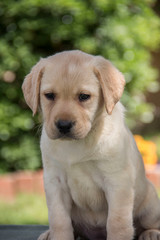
[22, 50, 125, 140]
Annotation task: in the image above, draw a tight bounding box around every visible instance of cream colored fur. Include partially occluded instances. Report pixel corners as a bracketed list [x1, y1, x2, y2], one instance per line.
[22, 50, 160, 240]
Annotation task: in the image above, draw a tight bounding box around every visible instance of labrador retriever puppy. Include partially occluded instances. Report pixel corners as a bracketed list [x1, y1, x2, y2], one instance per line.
[22, 50, 160, 240]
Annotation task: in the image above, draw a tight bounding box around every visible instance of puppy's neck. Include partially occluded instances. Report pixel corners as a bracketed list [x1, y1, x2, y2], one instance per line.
[84, 108, 106, 147]
[85, 102, 125, 147]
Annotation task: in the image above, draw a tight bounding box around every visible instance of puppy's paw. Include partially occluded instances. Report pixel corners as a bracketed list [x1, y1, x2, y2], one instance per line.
[38, 230, 51, 240]
[139, 229, 160, 240]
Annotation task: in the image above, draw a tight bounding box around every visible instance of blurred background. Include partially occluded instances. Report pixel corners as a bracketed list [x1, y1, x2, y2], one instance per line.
[0, 0, 160, 225]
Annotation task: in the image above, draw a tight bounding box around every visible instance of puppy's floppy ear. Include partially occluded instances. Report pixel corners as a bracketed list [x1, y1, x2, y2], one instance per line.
[22, 59, 45, 115]
[94, 56, 125, 115]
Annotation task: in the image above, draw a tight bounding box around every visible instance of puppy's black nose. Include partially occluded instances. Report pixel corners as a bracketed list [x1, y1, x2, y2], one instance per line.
[56, 120, 74, 134]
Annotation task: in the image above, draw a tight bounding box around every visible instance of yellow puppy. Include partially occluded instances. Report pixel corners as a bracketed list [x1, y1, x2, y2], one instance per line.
[22, 50, 160, 240]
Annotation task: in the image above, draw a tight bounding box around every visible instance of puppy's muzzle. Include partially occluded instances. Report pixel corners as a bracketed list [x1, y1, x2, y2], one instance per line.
[55, 120, 75, 134]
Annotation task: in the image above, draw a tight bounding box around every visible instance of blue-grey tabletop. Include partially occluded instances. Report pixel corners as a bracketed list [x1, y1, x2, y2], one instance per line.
[0, 225, 48, 240]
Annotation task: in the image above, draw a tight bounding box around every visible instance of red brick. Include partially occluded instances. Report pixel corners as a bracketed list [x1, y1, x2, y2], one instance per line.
[0, 175, 16, 201]
[33, 170, 45, 195]
[13, 171, 35, 194]
[146, 165, 160, 189]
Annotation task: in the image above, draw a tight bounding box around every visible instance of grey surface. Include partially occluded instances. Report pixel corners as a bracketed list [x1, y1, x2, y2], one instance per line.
[0, 225, 48, 240]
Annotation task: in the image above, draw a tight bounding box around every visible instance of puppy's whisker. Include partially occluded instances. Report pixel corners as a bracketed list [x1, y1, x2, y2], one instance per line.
[34, 123, 43, 137]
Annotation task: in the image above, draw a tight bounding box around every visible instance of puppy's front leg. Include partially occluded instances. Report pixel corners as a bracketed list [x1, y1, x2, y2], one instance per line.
[41, 169, 74, 240]
[105, 179, 134, 240]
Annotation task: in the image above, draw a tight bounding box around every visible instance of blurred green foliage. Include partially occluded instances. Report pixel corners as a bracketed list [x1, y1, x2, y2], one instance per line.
[0, 194, 48, 224]
[0, 0, 160, 172]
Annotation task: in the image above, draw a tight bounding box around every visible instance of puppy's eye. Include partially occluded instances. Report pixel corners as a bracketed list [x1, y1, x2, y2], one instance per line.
[79, 93, 91, 102]
[45, 93, 55, 101]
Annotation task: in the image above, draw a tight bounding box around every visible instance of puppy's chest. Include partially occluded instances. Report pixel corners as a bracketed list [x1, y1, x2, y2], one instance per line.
[66, 164, 106, 211]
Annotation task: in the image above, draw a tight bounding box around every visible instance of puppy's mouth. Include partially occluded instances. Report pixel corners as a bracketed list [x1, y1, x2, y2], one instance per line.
[47, 130, 87, 141]
[57, 132, 78, 140]
[45, 121, 91, 140]
[51, 120, 88, 140]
